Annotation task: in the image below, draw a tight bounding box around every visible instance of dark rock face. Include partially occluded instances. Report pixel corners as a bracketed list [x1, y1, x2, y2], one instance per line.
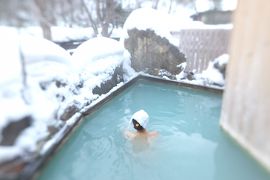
[214, 60, 227, 78]
[0, 116, 32, 146]
[59, 100, 81, 121]
[124, 28, 186, 78]
[92, 65, 124, 95]
[59, 65, 124, 121]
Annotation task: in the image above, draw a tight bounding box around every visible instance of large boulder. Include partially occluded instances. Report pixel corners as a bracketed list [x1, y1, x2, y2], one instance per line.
[124, 28, 186, 79]
[121, 8, 186, 79]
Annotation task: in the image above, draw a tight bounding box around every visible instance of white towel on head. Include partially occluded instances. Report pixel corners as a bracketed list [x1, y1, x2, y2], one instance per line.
[131, 110, 149, 129]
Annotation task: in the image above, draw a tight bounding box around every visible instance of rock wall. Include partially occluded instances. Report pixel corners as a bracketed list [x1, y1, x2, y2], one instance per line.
[124, 28, 186, 79]
[0, 116, 32, 146]
[92, 65, 124, 95]
[59, 65, 124, 121]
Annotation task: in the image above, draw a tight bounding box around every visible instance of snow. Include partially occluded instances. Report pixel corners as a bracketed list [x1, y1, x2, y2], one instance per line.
[0, 98, 30, 132]
[0, 26, 94, 42]
[122, 50, 137, 81]
[122, 7, 178, 46]
[0, 147, 22, 162]
[199, 54, 228, 86]
[72, 37, 124, 71]
[195, 0, 214, 12]
[221, 0, 238, 11]
[21, 35, 74, 82]
[51, 26, 94, 42]
[0, 31, 68, 159]
[0, 28, 134, 163]
[69, 37, 133, 113]
[122, 7, 232, 48]
[16, 26, 94, 42]
[177, 54, 229, 88]
[0, 27, 22, 87]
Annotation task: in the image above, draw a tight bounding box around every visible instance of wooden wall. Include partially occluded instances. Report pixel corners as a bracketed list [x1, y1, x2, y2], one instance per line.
[220, 0, 270, 171]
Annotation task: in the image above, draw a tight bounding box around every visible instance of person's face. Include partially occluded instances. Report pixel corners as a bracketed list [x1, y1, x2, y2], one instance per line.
[132, 119, 144, 131]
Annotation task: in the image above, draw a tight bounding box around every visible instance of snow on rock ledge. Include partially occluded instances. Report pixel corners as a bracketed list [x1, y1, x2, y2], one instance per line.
[72, 37, 124, 68]
[58, 37, 129, 121]
[71, 37, 127, 90]
[122, 7, 177, 46]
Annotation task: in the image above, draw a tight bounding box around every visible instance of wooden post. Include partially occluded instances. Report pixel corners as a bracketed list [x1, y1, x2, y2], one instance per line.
[220, 0, 270, 171]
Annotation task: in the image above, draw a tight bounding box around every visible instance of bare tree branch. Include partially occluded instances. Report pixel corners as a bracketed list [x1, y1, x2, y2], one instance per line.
[96, 0, 104, 22]
[168, 0, 173, 13]
[33, 0, 52, 40]
[18, 30, 30, 105]
[152, 0, 160, 9]
[81, 0, 99, 36]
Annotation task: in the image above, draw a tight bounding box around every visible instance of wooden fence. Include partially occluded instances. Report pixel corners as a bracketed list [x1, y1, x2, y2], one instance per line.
[172, 29, 231, 73]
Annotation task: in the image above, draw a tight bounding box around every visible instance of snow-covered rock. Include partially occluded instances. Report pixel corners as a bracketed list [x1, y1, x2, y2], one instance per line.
[21, 35, 74, 81]
[72, 37, 125, 74]
[58, 37, 134, 120]
[71, 37, 130, 94]
[0, 33, 71, 165]
[177, 54, 229, 87]
[199, 54, 229, 86]
[122, 8, 186, 79]
[0, 32, 136, 167]
[122, 7, 178, 46]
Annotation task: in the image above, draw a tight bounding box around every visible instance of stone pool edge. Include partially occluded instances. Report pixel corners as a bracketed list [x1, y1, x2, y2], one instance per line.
[22, 74, 223, 180]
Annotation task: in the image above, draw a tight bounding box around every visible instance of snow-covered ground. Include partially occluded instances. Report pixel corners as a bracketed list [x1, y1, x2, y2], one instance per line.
[0, 5, 229, 167]
[19, 26, 95, 42]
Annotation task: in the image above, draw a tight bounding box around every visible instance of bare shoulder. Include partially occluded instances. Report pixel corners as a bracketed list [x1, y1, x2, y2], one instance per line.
[148, 131, 159, 137]
[124, 130, 136, 139]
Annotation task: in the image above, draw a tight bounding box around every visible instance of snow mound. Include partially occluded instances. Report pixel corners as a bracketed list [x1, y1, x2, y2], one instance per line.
[51, 26, 94, 42]
[177, 54, 229, 87]
[122, 7, 177, 46]
[0, 27, 22, 87]
[20, 35, 74, 81]
[199, 54, 229, 86]
[72, 37, 125, 73]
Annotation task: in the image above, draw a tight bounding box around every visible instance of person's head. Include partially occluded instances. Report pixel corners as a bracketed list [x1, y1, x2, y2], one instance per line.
[132, 119, 145, 132]
[130, 110, 149, 132]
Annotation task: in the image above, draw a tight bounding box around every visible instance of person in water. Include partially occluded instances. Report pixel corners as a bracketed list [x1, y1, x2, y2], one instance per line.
[125, 110, 158, 139]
